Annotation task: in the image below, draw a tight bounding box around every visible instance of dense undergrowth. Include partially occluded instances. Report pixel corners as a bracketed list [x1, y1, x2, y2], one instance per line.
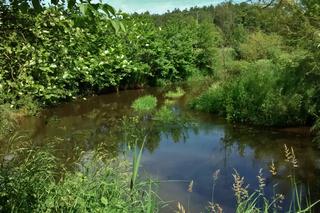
[0, 2, 222, 136]
[0, 6, 219, 106]
[183, 1, 320, 141]
[0, 143, 157, 212]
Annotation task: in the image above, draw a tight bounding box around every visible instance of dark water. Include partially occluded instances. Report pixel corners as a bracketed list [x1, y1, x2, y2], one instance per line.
[3, 84, 320, 212]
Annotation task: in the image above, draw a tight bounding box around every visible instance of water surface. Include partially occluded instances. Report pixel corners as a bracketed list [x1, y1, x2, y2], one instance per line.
[4, 85, 320, 212]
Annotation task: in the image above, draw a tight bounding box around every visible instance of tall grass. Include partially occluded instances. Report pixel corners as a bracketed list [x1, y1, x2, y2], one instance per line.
[0, 135, 158, 212]
[232, 145, 319, 213]
[175, 145, 320, 213]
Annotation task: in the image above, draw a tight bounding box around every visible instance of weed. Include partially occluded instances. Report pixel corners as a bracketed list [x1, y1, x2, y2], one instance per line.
[165, 87, 185, 99]
[132, 95, 158, 113]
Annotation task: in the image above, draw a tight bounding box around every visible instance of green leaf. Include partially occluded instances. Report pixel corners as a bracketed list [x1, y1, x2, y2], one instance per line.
[101, 197, 108, 206]
[101, 4, 116, 17]
[110, 20, 119, 34]
[119, 22, 126, 32]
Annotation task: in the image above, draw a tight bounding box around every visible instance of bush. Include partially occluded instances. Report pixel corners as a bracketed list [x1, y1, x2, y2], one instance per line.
[0, 8, 209, 112]
[239, 31, 283, 61]
[191, 53, 310, 127]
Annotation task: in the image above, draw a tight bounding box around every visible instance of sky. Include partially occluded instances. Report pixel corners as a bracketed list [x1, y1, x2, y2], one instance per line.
[107, 0, 228, 14]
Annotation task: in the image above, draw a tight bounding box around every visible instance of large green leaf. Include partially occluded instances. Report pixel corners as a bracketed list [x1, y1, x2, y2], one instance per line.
[101, 3, 116, 17]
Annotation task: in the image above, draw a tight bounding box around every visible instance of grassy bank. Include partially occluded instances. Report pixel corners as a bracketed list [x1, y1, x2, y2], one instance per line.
[189, 30, 320, 141]
[0, 131, 158, 212]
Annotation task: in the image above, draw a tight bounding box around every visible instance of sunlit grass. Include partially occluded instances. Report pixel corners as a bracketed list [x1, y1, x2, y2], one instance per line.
[131, 95, 157, 112]
[165, 87, 185, 99]
[0, 135, 158, 212]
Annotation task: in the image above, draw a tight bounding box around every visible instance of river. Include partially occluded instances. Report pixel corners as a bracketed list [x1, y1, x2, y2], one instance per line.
[4, 84, 320, 212]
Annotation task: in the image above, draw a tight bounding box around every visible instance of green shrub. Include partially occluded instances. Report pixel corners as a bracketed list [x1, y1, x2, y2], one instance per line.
[0, 8, 207, 112]
[239, 31, 283, 61]
[0, 105, 17, 136]
[191, 56, 310, 127]
[189, 83, 225, 114]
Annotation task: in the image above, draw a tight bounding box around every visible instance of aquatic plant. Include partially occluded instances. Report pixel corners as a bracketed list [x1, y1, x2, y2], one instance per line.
[131, 95, 158, 113]
[164, 99, 176, 106]
[165, 87, 186, 99]
[131, 136, 147, 190]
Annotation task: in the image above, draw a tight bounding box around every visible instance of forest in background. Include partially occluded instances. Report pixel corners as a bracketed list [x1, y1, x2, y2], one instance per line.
[0, 0, 319, 137]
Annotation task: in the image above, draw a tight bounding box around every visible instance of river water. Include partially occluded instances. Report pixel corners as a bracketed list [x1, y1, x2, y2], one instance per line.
[5, 84, 320, 212]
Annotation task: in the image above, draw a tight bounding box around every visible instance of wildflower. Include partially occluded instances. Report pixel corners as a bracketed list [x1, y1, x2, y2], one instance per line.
[269, 160, 277, 176]
[213, 169, 220, 182]
[284, 144, 298, 168]
[257, 169, 266, 192]
[208, 202, 223, 213]
[284, 144, 292, 162]
[188, 180, 194, 193]
[176, 202, 186, 213]
[232, 170, 249, 202]
[290, 147, 298, 168]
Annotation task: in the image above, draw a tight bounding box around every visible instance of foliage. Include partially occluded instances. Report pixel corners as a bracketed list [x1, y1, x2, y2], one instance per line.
[131, 95, 157, 112]
[0, 144, 157, 212]
[154, 106, 176, 124]
[191, 28, 318, 128]
[0, 5, 219, 118]
[165, 87, 185, 99]
[239, 31, 283, 61]
[0, 105, 17, 136]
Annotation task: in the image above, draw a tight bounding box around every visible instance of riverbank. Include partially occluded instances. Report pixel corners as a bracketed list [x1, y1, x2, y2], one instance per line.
[1, 87, 320, 212]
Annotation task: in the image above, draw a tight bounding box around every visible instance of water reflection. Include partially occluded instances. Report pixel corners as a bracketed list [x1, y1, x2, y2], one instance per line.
[2, 86, 320, 212]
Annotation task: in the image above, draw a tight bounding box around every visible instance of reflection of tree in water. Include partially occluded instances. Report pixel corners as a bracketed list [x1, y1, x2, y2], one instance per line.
[119, 113, 198, 153]
[220, 125, 320, 206]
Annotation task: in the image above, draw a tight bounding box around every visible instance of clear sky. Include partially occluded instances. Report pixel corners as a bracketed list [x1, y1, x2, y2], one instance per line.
[107, 0, 228, 14]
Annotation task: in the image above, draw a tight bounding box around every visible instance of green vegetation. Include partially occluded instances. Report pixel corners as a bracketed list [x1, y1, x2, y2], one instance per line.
[0, 134, 157, 212]
[154, 106, 176, 123]
[3, 0, 318, 140]
[182, 1, 320, 141]
[165, 87, 186, 99]
[132, 95, 158, 112]
[2, 0, 320, 211]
